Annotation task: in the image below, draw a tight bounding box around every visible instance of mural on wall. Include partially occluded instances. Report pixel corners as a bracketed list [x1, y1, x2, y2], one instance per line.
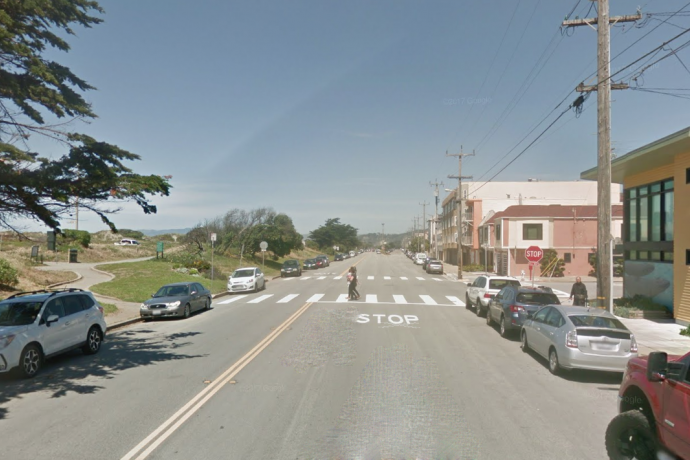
[624, 261, 673, 311]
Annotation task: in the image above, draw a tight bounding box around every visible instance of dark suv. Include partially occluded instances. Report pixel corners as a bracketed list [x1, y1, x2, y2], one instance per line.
[487, 286, 560, 338]
[280, 260, 302, 277]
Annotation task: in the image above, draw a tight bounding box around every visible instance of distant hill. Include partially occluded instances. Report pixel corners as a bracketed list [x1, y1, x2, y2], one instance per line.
[359, 232, 406, 247]
[137, 228, 192, 236]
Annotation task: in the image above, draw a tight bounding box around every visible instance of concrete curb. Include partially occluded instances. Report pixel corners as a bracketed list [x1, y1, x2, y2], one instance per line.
[46, 272, 82, 289]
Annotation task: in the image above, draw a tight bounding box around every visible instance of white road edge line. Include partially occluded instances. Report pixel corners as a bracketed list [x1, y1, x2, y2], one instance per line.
[314, 300, 458, 307]
[120, 302, 313, 460]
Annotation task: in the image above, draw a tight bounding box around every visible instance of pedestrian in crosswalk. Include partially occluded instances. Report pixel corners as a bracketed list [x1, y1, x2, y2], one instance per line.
[348, 266, 360, 300]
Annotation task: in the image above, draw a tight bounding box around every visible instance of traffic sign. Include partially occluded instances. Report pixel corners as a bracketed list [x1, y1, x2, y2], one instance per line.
[211, 233, 217, 242]
[525, 246, 543, 263]
[260, 241, 268, 251]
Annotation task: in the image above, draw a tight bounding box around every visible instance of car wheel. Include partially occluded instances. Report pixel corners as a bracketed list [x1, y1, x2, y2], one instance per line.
[486, 309, 492, 326]
[19, 344, 42, 379]
[520, 331, 529, 352]
[476, 300, 484, 317]
[183, 304, 191, 319]
[499, 316, 508, 338]
[548, 348, 560, 375]
[205, 298, 211, 310]
[82, 326, 103, 355]
[465, 293, 471, 310]
[605, 410, 657, 460]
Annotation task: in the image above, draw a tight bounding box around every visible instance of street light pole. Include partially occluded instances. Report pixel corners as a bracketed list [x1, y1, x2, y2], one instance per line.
[447, 148, 474, 280]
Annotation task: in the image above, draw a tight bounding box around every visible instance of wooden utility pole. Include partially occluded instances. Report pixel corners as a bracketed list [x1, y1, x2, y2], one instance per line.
[562, 1, 640, 312]
[430, 180, 443, 259]
[419, 201, 429, 253]
[447, 148, 474, 280]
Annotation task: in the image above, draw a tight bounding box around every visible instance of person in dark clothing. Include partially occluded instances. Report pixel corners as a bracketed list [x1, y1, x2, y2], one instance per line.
[570, 277, 588, 306]
[348, 267, 360, 300]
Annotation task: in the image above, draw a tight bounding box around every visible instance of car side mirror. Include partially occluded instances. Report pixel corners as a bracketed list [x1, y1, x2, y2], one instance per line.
[526, 311, 534, 319]
[46, 314, 59, 326]
[646, 351, 668, 382]
[191, 291, 197, 295]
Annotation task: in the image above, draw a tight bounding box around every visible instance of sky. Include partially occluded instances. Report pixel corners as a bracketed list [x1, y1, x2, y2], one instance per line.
[16, 0, 690, 236]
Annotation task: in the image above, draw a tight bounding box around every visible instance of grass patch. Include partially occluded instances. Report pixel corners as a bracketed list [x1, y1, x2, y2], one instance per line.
[101, 302, 118, 316]
[90, 260, 228, 303]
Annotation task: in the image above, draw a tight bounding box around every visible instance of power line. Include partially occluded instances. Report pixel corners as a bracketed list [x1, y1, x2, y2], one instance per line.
[446, 0, 524, 153]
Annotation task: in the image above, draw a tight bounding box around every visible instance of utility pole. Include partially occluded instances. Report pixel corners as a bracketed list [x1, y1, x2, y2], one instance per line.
[430, 180, 443, 259]
[419, 201, 429, 253]
[382, 223, 385, 252]
[75, 197, 79, 231]
[447, 147, 474, 281]
[562, 1, 640, 312]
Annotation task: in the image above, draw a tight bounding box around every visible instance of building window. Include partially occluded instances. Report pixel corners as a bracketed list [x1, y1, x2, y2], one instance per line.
[564, 253, 572, 263]
[687, 249, 690, 265]
[625, 178, 673, 247]
[664, 251, 673, 262]
[651, 251, 662, 261]
[687, 167, 690, 184]
[523, 223, 542, 240]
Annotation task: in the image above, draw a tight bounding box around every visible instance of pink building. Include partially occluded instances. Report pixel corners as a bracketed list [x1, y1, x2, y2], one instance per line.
[479, 204, 623, 278]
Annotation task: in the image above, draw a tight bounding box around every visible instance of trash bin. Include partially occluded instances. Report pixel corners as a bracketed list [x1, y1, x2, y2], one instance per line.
[68, 248, 78, 263]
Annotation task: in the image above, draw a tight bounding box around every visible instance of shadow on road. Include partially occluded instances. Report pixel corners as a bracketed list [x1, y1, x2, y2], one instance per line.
[524, 349, 624, 385]
[0, 329, 205, 420]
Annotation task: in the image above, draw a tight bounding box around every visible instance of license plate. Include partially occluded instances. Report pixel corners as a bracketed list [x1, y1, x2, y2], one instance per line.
[152, 310, 162, 316]
[592, 342, 616, 351]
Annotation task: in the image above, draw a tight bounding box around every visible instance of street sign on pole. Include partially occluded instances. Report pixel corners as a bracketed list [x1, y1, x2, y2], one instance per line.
[260, 241, 267, 268]
[525, 246, 543, 263]
[211, 233, 217, 242]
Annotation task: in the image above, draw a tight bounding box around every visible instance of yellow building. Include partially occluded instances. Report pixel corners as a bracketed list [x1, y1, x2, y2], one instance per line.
[581, 126, 690, 325]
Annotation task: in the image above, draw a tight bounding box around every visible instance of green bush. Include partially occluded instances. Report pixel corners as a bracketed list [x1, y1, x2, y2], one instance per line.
[614, 295, 668, 311]
[614, 306, 633, 318]
[62, 229, 91, 248]
[462, 264, 486, 272]
[118, 229, 145, 240]
[169, 252, 210, 272]
[0, 258, 19, 287]
[680, 325, 690, 337]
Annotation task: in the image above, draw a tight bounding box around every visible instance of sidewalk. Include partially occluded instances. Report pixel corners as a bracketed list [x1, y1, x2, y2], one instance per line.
[441, 260, 688, 356]
[37, 257, 152, 326]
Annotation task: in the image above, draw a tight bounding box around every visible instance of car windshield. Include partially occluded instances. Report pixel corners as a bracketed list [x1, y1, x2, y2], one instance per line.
[569, 315, 627, 330]
[0, 301, 43, 326]
[284, 261, 298, 267]
[154, 286, 189, 297]
[232, 270, 255, 278]
[489, 279, 521, 290]
[305, 259, 315, 263]
[516, 292, 559, 305]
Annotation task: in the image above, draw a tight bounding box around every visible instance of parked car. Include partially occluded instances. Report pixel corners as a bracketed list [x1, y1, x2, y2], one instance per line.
[114, 238, 140, 245]
[426, 259, 444, 274]
[414, 253, 427, 265]
[303, 259, 318, 269]
[280, 260, 302, 277]
[227, 267, 266, 293]
[605, 350, 690, 460]
[486, 286, 560, 338]
[315, 255, 330, 267]
[466, 275, 521, 317]
[0, 288, 107, 378]
[422, 256, 433, 270]
[334, 253, 344, 261]
[520, 305, 638, 375]
[315, 258, 326, 268]
[141, 282, 212, 320]
[349, 251, 356, 257]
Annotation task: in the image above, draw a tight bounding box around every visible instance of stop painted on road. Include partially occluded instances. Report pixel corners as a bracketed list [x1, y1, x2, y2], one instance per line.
[356, 314, 419, 325]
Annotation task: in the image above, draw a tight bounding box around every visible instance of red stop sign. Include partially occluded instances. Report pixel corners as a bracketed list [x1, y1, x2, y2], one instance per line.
[525, 246, 543, 263]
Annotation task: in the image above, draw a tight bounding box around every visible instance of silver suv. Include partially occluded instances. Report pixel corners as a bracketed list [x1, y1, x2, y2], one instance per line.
[465, 275, 521, 317]
[0, 288, 107, 378]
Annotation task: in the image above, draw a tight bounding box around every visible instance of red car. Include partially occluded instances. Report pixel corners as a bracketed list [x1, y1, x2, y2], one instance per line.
[605, 350, 690, 460]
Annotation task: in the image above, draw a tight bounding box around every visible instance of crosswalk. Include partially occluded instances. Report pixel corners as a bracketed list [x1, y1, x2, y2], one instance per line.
[216, 292, 466, 307]
[281, 275, 446, 282]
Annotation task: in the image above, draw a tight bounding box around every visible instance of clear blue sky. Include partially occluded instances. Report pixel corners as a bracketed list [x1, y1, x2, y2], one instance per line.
[30, 0, 690, 235]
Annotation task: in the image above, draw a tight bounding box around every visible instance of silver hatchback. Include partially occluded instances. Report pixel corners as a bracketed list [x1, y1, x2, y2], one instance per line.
[520, 305, 638, 375]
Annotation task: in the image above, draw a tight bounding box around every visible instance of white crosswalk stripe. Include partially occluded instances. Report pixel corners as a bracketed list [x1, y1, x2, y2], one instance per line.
[393, 295, 407, 304]
[217, 295, 247, 304]
[384, 276, 391, 280]
[277, 294, 299, 303]
[416, 277, 425, 281]
[301, 276, 312, 280]
[307, 294, 325, 302]
[333, 276, 343, 280]
[367, 276, 374, 280]
[400, 277, 408, 280]
[419, 295, 437, 305]
[446, 296, 466, 307]
[248, 294, 273, 304]
[365, 294, 378, 303]
[336, 294, 349, 303]
[281, 277, 295, 281]
[432, 278, 443, 281]
[317, 276, 326, 280]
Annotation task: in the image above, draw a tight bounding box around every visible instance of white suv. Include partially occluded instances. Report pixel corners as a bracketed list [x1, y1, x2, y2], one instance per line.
[465, 275, 521, 317]
[414, 253, 427, 265]
[0, 289, 107, 378]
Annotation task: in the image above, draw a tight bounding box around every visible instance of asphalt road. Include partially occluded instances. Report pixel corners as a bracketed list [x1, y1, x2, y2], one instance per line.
[0, 251, 623, 459]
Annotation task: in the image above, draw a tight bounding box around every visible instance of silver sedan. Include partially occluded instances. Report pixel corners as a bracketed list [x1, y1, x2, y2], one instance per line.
[520, 305, 638, 375]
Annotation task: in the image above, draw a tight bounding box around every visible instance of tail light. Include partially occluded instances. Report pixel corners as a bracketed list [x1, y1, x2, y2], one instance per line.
[97, 305, 104, 315]
[630, 335, 638, 353]
[484, 293, 492, 299]
[509, 305, 524, 313]
[566, 330, 578, 348]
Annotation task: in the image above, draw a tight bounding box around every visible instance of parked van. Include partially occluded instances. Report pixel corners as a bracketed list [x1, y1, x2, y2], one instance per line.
[349, 251, 356, 257]
[415, 253, 427, 265]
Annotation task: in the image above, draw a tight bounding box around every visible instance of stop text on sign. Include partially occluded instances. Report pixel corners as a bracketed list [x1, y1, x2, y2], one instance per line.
[356, 314, 419, 325]
[526, 250, 542, 258]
